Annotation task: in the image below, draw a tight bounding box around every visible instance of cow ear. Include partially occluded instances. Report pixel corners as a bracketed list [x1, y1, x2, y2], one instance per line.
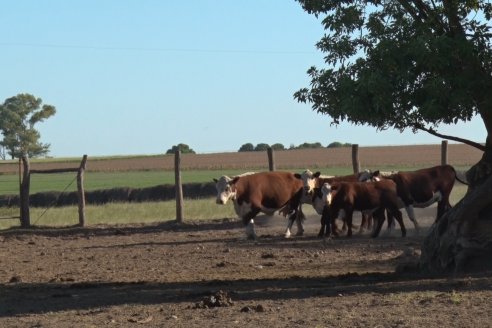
[230, 177, 240, 184]
[294, 173, 301, 179]
[373, 170, 380, 176]
[314, 172, 321, 178]
[213, 178, 218, 183]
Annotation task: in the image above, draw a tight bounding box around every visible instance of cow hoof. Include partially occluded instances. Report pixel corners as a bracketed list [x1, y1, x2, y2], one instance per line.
[284, 232, 292, 239]
[246, 234, 257, 241]
[295, 231, 304, 237]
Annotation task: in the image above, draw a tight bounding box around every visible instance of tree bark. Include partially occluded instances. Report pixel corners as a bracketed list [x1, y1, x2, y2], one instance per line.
[420, 145, 492, 273]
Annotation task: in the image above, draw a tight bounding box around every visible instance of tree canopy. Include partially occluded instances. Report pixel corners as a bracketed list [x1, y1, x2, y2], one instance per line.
[238, 143, 255, 152]
[166, 143, 195, 154]
[254, 143, 270, 151]
[327, 141, 352, 148]
[295, 0, 492, 274]
[0, 93, 56, 159]
[295, 1, 492, 153]
[270, 143, 286, 151]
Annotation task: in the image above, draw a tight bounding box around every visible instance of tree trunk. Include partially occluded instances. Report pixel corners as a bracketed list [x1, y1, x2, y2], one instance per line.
[420, 145, 492, 274]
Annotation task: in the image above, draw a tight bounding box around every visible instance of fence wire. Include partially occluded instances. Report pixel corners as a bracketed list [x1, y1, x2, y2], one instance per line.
[32, 175, 78, 225]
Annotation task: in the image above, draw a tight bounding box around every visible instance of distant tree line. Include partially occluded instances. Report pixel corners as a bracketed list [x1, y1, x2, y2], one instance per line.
[238, 142, 351, 152]
[165, 142, 351, 154]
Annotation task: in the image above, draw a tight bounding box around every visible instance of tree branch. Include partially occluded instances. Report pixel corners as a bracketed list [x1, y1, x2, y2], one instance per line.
[412, 0, 448, 34]
[397, 0, 447, 34]
[443, 0, 466, 36]
[396, 0, 422, 22]
[413, 123, 486, 151]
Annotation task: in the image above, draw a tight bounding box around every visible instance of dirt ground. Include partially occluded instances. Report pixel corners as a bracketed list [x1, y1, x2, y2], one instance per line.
[0, 208, 491, 328]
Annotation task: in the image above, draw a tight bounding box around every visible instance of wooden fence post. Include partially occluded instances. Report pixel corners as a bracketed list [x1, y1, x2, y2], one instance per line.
[352, 144, 360, 174]
[174, 150, 184, 223]
[441, 140, 448, 165]
[267, 147, 276, 171]
[77, 155, 88, 227]
[20, 155, 30, 228]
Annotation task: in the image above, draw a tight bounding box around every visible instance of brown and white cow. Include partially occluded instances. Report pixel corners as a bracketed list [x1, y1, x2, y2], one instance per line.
[214, 171, 305, 240]
[360, 165, 467, 235]
[320, 180, 406, 238]
[295, 170, 373, 237]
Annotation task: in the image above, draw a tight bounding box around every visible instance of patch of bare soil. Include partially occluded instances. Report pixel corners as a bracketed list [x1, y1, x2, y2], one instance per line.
[0, 208, 491, 327]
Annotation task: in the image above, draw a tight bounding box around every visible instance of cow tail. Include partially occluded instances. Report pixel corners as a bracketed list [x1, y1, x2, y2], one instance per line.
[453, 167, 469, 185]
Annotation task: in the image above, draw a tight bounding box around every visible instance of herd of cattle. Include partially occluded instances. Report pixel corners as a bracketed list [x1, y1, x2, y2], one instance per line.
[213, 165, 467, 240]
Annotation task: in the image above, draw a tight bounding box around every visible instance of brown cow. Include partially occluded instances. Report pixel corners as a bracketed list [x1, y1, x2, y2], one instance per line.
[295, 170, 374, 237]
[214, 171, 305, 239]
[361, 165, 467, 234]
[320, 180, 406, 238]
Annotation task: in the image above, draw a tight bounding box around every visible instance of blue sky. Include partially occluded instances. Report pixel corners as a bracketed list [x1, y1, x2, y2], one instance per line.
[0, 1, 486, 157]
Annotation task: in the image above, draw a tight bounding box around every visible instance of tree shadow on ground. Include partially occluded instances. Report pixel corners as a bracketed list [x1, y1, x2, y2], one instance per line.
[1, 271, 491, 317]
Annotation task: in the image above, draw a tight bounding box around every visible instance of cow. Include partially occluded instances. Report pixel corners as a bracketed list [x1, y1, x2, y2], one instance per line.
[294, 170, 373, 237]
[320, 180, 406, 238]
[214, 171, 306, 240]
[360, 165, 467, 235]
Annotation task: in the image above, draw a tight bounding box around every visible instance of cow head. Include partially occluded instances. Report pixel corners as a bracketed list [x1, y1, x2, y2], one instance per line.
[358, 169, 381, 182]
[321, 182, 334, 205]
[295, 169, 321, 194]
[213, 175, 239, 205]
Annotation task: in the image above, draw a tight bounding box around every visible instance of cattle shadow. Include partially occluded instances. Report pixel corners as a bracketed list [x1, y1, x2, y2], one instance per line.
[1, 271, 491, 318]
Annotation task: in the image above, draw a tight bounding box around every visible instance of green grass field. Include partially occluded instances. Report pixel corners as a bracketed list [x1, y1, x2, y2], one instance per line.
[0, 165, 470, 196]
[0, 167, 355, 195]
[0, 184, 468, 230]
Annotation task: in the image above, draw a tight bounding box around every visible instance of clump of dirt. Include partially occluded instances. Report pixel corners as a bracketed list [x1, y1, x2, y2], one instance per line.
[192, 290, 234, 309]
[241, 304, 266, 313]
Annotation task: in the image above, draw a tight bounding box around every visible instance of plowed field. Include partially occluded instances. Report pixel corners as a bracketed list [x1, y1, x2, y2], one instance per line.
[0, 144, 483, 173]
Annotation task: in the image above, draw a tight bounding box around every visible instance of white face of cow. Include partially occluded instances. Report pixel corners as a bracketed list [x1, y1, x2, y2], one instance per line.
[321, 183, 333, 205]
[298, 169, 319, 194]
[213, 175, 236, 205]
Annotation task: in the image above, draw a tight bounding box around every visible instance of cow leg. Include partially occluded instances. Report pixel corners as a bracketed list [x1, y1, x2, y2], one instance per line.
[284, 205, 305, 238]
[319, 206, 331, 238]
[284, 211, 295, 239]
[295, 208, 306, 236]
[242, 209, 260, 240]
[371, 208, 386, 238]
[359, 213, 371, 234]
[341, 221, 348, 233]
[284, 210, 297, 238]
[345, 209, 354, 238]
[404, 205, 420, 235]
[380, 211, 395, 236]
[436, 198, 451, 221]
[392, 209, 406, 237]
